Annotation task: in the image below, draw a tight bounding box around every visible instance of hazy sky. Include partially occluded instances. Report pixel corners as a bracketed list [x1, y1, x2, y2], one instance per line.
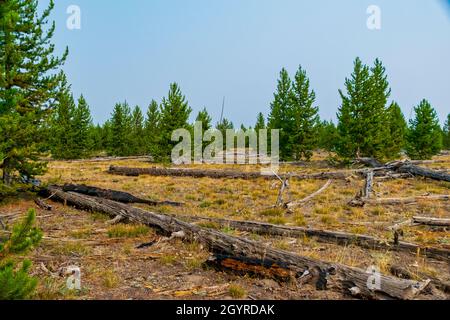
[41, 0, 450, 126]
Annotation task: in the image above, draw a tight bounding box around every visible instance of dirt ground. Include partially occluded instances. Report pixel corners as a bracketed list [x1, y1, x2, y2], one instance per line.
[1, 152, 449, 300]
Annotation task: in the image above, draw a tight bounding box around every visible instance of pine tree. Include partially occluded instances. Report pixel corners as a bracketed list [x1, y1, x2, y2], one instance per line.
[255, 112, 266, 132]
[72, 95, 93, 158]
[196, 108, 212, 132]
[317, 120, 339, 152]
[49, 75, 77, 159]
[0, 209, 42, 300]
[195, 108, 212, 153]
[90, 124, 104, 154]
[145, 100, 161, 157]
[443, 114, 450, 150]
[109, 102, 132, 156]
[337, 58, 392, 160]
[365, 58, 391, 159]
[268, 68, 293, 160]
[130, 106, 145, 155]
[406, 99, 443, 160]
[216, 118, 234, 150]
[155, 83, 192, 161]
[384, 102, 407, 159]
[290, 66, 320, 161]
[0, 0, 67, 184]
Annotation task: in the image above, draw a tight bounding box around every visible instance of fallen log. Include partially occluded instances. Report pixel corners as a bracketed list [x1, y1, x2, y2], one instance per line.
[61, 184, 183, 207]
[108, 165, 362, 180]
[412, 216, 450, 227]
[363, 195, 449, 206]
[285, 180, 332, 210]
[355, 158, 450, 182]
[34, 198, 52, 211]
[60, 184, 450, 261]
[390, 265, 450, 293]
[43, 186, 430, 300]
[394, 163, 450, 182]
[182, 215, 450, 262]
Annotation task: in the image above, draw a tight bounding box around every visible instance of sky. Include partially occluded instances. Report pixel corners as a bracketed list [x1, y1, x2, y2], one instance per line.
[40, 0, 450, 126]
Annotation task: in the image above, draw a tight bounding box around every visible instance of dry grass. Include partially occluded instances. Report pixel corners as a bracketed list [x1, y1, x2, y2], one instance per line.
[0, 151, 446, 300]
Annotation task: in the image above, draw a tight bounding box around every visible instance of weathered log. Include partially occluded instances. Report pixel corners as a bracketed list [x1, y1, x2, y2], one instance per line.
[363, 195, 449, 206]
[394, 163, 450, 182]
[285, 180, 332, 210]
[62, 184, 183, 207]
[390, 265, 450, 293]
[34, 198, 52, 211]
[183, 215, 450, 261]
[355, 159, 450, 182]
[412, 216, 450, 227]
[44, 186, 430, 300]
[108, 165, 361, 180]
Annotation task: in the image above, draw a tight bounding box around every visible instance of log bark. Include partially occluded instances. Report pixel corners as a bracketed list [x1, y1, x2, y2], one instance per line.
[34, 198, 52, 211]
[363, 195, 449, 206]
[354, 159, 450, 182]
[394, 163, 450, 182]
[183, 215, 450, 262]
[412, 216, 450, 227]
[108, 165, 361, 180]
[390, 265, 450, 293]
[62, 184, 183, 207]
[44, 186, 430, 300]
[285, 180, 332, 210]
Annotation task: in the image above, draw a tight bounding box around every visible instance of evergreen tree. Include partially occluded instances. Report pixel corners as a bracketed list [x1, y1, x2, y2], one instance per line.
[254, 112, 266, 153]
[145, 100, 161, 157]
[195, 108, 212, 153]
[196, 108, 212, 132]
[109, 102, 132, 156]
[406, 99, 443, 159]
[337, 57, 392, 160]
[384, 102, 407, 159]
[155, 83, 192, 161]
[317, 120, 339, 152]
[130, 105, 145, 155]
[289, 66, 320, 161]
[268, 68, 293, 160]
[216, 118, 234, 150]
[443, 114, 450, 150]
[72, 95, 93, 158]
[0, 0, 68, 184]
[365, 58, 391, 159]
[90, 123, 104, 154]
[255, 112, 266, 132]
[0, 209, 42, 299]
[49, 76, 77, 159]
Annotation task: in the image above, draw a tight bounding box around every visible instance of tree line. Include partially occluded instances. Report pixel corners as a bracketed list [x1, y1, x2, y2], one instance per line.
[45, 59, 450, 163]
